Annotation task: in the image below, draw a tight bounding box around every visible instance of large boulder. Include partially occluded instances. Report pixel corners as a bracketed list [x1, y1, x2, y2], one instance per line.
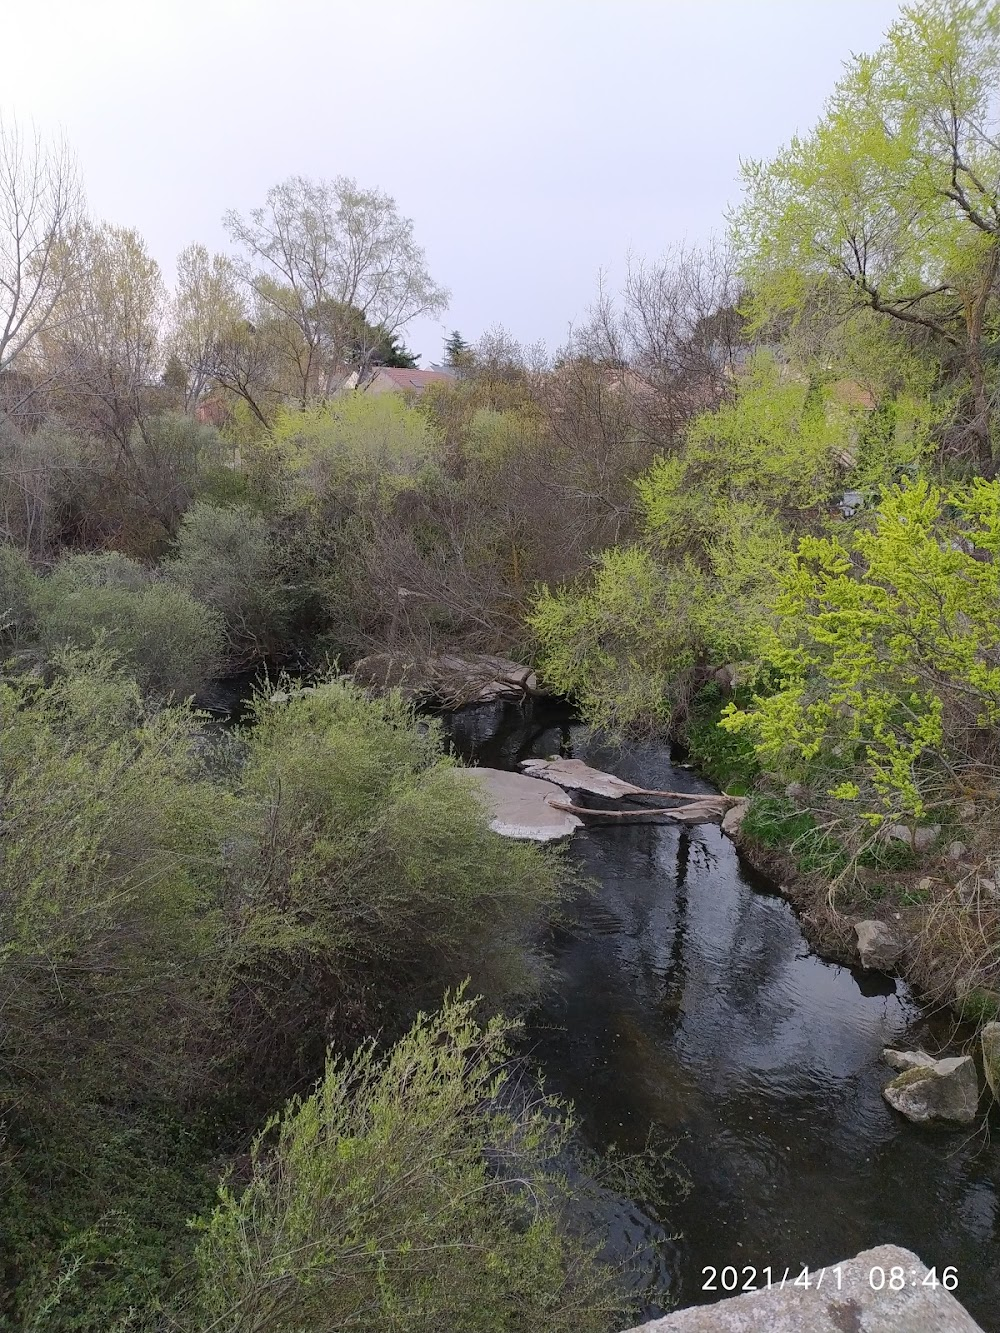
[353, 652, 541, 707]
[882, 1049, 979, 1124]
[854, 919, 904, 970]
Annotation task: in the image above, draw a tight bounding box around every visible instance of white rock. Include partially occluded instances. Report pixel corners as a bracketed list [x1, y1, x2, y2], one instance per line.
[452, 767, 582, 841]
[855, 920, 903, 970]
[913, 824, 942, 852]
[518, 756, 643, 799]
[947, 840, 968, 861]
[721, 799, 749, 837]
[882, 1050, 979, 1124]
[886, 823, 941, 852]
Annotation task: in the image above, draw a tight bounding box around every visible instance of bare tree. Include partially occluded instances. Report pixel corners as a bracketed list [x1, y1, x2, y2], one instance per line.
[224, 175, 449, 404]
[0, 117, 83, 378]
[570, 240, 749, 450]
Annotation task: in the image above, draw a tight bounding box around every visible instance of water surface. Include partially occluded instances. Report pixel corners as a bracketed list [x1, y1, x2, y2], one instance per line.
[443, 701, 1000, 1329]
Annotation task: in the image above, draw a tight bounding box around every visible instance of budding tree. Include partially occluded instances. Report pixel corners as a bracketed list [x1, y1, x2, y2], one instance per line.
[169, 243, 247, 411]
[224, 175, 448, 404]
[0, 116, 83, 375]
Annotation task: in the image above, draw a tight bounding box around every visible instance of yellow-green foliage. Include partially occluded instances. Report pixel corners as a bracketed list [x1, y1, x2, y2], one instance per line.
[230, 677, 566, 1061]
[638, 354, 860, 549]
[193, 990, 624, 1333]
[531, 546, 712, 731]
[722, 479, 1000, 820]
[271, 393, 439, 502]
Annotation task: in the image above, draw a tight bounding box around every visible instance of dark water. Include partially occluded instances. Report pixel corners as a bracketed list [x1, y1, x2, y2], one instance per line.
[442, 700, 1000, 1329]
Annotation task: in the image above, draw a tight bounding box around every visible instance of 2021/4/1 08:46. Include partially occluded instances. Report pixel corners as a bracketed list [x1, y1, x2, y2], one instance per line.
[701, 1264, 959, 1293]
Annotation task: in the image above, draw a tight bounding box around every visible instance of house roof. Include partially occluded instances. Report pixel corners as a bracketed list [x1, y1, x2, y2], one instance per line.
[372, 367, 455, 391]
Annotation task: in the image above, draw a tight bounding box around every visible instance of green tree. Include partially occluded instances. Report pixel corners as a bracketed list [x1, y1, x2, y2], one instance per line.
[734, 0, 1000, 472]
[444, 328, 472, 368]
[722, 478, 1000, 823]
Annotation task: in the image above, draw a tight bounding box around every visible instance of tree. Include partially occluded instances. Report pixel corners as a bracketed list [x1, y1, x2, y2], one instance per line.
[735, 0, 1000, 473]
[169, 243, 246, 410]
[443, 328, 472, 368]
[224, 175, 448, 405]
[0, 117, 82, 381]
[47, 221, 166, 446]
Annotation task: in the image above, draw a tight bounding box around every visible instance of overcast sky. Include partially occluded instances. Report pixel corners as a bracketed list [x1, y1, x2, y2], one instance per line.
[6, 0, 903, 365]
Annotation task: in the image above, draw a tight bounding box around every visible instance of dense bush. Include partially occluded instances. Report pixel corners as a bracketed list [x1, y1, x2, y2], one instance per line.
[33, 551, 224, 697]
[168, 501, 291, 665]
[0, 660, 606, 1330]
[193, 992, 625, 1333]
[220, 677, 567, 1090]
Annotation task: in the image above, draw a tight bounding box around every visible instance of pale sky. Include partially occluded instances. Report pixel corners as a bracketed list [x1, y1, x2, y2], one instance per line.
[5, 0, 903, 365]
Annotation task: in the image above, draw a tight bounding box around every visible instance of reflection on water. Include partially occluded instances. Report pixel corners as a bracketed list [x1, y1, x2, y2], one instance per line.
[442, 700, 1000, 1329]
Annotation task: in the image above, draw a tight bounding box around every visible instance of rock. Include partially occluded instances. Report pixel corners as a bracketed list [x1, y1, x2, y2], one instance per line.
[886, 822, 941, 852]
[959, 801, 977, 820]
[622, 1244, 986, 1331]
[721, 799, 749, 837]
[518, 756, 644, 799]
[881, 1050, 979, 1124]
[947, 840, 968, 861]
[982, 1022, 1000, 1101]
[784, 780, 804, 799]
[451, 766, 582, 841]
[913, 823, 942, 852]
[855, 920, 904, 970]
[977, 877, 999, 902]
[353, 651, 544, 707]
[712, 663, 737, 691]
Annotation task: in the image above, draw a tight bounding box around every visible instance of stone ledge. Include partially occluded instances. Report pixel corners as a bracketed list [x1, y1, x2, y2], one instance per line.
[623, 1245, 984, 1333]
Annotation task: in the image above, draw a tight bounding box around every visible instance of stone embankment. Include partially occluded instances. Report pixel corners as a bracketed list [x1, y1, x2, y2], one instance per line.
[623, 1245, 984, 1332]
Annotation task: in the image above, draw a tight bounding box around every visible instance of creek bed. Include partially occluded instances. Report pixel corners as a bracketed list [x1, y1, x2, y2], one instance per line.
[442, 700, 1000, 1330]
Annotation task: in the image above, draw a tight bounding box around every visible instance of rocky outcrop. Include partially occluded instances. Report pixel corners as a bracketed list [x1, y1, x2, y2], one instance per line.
[854, 919, 904, 970]
[621, 1244, 984, 1332]
[882, 1049, 979, 1124]
[353, 652, 542, 707]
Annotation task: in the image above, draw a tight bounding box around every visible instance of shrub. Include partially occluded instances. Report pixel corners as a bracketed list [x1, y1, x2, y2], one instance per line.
[721, 479, 1000, 827]
[0, 543, 38, 645]
[33, 551, 224, 698]
[192, 991, 626, 1333]
[219, 677, 568, 1089]
[168, 502, 290, 666]
[0, 653, 232, 1314]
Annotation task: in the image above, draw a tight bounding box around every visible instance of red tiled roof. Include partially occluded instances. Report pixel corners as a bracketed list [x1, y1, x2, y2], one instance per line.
[374, 367, 454, 390]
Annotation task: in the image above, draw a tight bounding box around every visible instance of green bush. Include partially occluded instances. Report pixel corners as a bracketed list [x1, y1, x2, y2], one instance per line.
[220, 677, 568, 1088]
[168, 501, 290, 665]
[0, 543, 38, 645]
[192, 991, 626, 1333]
[33, 551, 224, 697]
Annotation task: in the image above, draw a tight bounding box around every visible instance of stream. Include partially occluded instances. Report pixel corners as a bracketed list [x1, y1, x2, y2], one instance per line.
[442, 699, 1000, 1329]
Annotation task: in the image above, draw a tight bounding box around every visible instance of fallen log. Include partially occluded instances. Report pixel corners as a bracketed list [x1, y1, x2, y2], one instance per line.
[518, 757, 734, 805]
[548, 797, 731, 825]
